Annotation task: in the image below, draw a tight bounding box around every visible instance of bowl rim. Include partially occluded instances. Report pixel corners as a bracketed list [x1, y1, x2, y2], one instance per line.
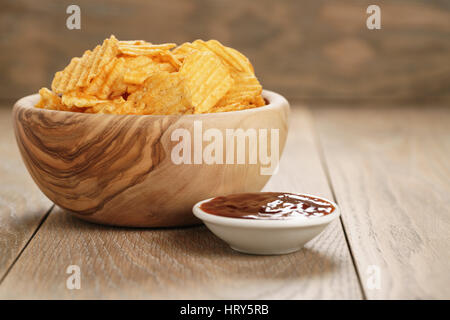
[14, 89, 289, 118]
[192, 193, 341, 228]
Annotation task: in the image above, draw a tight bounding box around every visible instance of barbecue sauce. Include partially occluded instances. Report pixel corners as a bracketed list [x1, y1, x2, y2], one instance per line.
[200, 192, 335, 220]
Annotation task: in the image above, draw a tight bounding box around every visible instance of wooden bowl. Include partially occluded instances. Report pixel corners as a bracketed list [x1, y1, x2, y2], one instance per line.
[12, 90, 289, 227]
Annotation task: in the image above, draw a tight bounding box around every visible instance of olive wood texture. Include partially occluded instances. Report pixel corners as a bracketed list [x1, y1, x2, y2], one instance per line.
[12, 91, 289, 227]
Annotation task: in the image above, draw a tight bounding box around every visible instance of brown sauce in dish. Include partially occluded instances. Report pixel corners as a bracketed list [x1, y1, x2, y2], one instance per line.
[200, 192, 335, 220]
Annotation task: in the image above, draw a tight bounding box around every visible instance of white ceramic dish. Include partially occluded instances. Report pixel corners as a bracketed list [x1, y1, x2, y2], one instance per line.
[192, 194, 340, 255]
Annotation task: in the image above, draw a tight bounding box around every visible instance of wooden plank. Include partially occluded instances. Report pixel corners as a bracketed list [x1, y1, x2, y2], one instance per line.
[0, 108, 53, 281]
[1, 0, 449, 105]
[0, 107, 362, 299]
[314, 107, 450, 299]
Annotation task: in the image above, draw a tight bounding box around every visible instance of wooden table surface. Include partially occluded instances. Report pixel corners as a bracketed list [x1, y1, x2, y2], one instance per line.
[0, 105, 448, 300]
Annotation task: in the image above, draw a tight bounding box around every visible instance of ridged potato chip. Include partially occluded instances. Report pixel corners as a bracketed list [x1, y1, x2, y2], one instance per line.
[123, 56, 175, 85]
[84, 97, 127, 114]
[119, 41, 181, 70]
[215, 71, 263, 109]
[149, 50, 182, 70]
[37, 36, 265, 115]
[172, 42, 198, 61]
[254, 94, 266, 107]
[180, 50, 234, 113]
[35, 88, 63, 110]
[52, 35, 119, 94]
[125, 72, 193, 115]
[191, 40, 254, 73]
[118, 40, 151, 45]
[84, 57, 126, 99]
[174, 40, 254, 74]
[119, 42, 177, 56]
[36, 88, 86, 112]
[211, 103, 254, 113]
[62, 92, 109, 108]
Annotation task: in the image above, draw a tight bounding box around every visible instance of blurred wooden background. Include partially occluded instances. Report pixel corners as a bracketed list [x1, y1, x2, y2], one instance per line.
[1, 0, 449, 106]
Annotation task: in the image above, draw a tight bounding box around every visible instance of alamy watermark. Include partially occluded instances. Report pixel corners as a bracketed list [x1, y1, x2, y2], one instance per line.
[66, 5, 81, 30]
[366, 265, 381, 290]
[66, 265, 81, 290]
[171, 121, 280, 176]
[366, 5, 381, 30]
[66, 4, 380, 31]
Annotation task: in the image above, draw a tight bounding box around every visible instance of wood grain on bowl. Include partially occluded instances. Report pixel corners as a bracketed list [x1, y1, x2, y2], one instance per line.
[12, 91, 289, 227]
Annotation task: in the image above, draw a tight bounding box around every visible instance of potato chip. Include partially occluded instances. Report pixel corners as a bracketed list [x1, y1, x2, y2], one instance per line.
[84, 97, 127, 114]
[172, 42, 198, 61]
[36, 88, 87, 112]
[36, 88, 63, 110]
[125, 55, 154, 68]
[215, 71, 263, 109]
[123, 56, 175, 85]
[152, 50, 182, 70]
[110, 80, 128, 99]
[118, 40, 181, 70]
[211, 103, 256, 113]
[126, 84, 141, 94]
[119, 42, 177, 56]
[121, 48, 181, 70]
[126, 72, 193, 115]
[180, 50, 234, 113]
[191, 40, 254, 73]
[84, 57, 126, 99]
[254, 94, 266, 107]
[119, 40, 152, 46]
[62, 92, 109, 108]
[37, 36, 265, 115]
[52, 35, 119, 94]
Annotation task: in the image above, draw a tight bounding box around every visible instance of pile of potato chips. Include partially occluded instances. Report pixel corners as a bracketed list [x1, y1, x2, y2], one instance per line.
[36, 35, 265, 115]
